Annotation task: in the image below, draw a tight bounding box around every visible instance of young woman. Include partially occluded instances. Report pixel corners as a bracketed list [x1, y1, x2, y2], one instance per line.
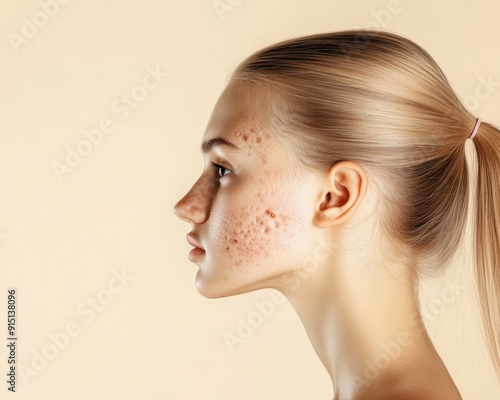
[173, 30, 500, 399]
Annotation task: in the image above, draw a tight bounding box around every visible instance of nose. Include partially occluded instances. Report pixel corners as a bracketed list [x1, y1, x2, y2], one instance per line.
[173, 183, 210, 225]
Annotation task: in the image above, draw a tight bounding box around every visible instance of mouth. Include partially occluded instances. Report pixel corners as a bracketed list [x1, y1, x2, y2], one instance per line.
[186, 233, 205, 261]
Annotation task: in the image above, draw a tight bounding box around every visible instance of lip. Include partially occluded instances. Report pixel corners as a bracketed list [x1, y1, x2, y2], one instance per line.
[186, 233, 204, 250]
[188, 247, 205, 261]
[186, 233, 205, 261]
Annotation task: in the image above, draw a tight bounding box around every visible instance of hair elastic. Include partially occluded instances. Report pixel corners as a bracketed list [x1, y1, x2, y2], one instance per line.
[468, 118, 481, 140]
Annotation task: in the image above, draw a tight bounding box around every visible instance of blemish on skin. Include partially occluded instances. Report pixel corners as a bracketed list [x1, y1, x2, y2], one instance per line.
[265, 210, 276, 218]
[202, 119, 303, 269]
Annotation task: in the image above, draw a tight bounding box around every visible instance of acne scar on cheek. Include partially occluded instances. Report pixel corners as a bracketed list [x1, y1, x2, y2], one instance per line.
[265, 209, 275, 218]
[208, 116, 300, 267]
[214, 198, 301, 268]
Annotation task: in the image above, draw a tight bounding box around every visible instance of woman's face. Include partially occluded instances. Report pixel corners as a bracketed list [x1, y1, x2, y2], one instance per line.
[173, 84, 321, 298]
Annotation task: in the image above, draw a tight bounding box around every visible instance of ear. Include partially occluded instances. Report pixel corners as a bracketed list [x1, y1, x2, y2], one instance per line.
[313, 161, 367, 228]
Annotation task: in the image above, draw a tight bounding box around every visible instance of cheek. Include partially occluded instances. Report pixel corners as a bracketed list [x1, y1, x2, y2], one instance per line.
[210, 189, 304, 268]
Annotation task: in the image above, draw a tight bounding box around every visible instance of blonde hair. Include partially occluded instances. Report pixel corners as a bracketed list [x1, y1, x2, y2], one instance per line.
[229, 29, 500, 378]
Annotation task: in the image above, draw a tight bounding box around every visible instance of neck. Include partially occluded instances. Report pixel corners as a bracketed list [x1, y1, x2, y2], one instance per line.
[278, 233, 462, 400]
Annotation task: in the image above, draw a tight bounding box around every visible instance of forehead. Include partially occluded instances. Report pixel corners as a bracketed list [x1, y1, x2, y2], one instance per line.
[203, 83, 267, 140]
[201, 83, 307, 181]
[202, 83, 299, 174]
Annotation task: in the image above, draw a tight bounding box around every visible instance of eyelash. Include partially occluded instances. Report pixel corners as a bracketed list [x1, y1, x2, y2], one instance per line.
[210, 161, 232, 180]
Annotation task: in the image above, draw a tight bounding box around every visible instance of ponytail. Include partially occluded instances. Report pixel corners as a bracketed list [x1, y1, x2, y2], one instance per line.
[471, 120, 500, 378]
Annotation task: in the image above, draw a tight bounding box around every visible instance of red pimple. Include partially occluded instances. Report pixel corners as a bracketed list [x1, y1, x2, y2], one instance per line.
[243, 134, 248, 141]
[257, 137, 262, 143]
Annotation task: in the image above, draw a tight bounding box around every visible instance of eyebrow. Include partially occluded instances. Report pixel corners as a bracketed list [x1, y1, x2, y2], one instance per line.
[201, 137, 241, 154]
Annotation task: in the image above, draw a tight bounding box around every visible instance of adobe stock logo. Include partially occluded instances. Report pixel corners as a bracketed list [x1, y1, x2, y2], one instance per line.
[7, 0, 73, 54]
[18, 269, 135, 386]
[461, 73, 500, 114]
[51, 64, 168, 183]
[222, 234, 338, 353]
[213, 0, 243, 21]
[222, 291, 286, 354]
[352, 279, 467, 387]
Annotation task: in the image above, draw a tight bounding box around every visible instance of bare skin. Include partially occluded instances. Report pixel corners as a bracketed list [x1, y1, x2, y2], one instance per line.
[173, 83, 463, 399]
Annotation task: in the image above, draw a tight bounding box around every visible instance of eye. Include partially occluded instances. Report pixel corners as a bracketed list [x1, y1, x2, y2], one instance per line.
[210, 161, 232, 180]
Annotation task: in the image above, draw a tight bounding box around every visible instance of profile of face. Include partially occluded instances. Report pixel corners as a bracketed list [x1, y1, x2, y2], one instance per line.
[173, 83, 324, 298]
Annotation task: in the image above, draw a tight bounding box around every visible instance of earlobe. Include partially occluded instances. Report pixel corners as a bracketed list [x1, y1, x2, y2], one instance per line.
[313, 163, 366, 228]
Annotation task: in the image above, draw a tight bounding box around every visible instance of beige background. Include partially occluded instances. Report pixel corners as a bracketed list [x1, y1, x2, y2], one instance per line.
[1, 0, 499, 399]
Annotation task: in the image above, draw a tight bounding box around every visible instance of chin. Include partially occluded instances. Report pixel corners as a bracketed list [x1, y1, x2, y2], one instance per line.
[194, 271, 269, 299]
[194, 271, 230, 298]
[195, 280, 246, 299]
[195, 282, 226, 298]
